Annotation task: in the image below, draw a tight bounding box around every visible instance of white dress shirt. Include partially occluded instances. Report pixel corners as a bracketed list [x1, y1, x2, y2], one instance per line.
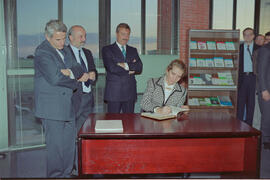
[70, 44, 91, 93]
[116, 41, 129, 71]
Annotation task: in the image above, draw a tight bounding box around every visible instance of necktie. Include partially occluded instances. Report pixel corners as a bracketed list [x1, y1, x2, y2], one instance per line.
[79, 50, 87, 72]
[59, 49, 66, 64]
[79, 50, 90, 87]
[121, 45, 126, 58]
[247, 45, 253, 60]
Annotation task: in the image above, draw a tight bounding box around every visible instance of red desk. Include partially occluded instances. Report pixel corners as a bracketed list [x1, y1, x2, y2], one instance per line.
[78, 112, 261, 178]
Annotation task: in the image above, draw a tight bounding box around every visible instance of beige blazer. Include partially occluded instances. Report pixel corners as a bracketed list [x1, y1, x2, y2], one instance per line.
[141, 76, 187, 112]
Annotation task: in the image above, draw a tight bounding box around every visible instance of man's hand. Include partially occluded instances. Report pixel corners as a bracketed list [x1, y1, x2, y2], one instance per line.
[156, 106, 172, 115]
[88, 71, 96, 81]
[262, 90, 270, 101]
[78, 73, 89, 82]
[129, 71, 135, 75]
[132, 59, 136, 63]
[61, 69, 71, 76]
[117, 62, 126, 69]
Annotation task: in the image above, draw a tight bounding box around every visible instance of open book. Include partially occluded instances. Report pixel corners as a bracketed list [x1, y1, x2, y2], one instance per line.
[141, 106, 189, 120]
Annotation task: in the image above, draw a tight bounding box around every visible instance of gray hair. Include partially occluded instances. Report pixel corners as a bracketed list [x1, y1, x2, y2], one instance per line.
[67, 25, 85, 40]
[45, 19, 67, 38]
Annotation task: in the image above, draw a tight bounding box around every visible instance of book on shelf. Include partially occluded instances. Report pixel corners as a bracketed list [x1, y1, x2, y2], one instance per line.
[197, 41, 207, 50]
[200, 74, 212, 85]
[216, 42, 226, 50]
[189, 58, 197, 67]
[95, 120, 123, 133]
[218, 96, 232, 106]
[211, 73, 219, 85]
[189, 74, 205, 85]
[141, 106, 189, 120]
[214, 57, 225, 67]
[198, 97, 211, 106]
[205, 58, 215, 67]
[196, 58, 206, 67]
[206, 41, 216, 50]
[188, 98, 200, 106]
[225, 42, 235, 50]
[189, 96, 224, 106]
[190, 41, 198, 50]
[209, 97, 220, 106]
[217, 72, 234, 85]
[224, 59, 234, 68]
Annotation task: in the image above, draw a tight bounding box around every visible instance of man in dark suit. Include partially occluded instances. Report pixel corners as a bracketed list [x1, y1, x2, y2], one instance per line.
[257, 41, 270, 149]
[102, 23, 143, 113]
[237, 27, 260, 126]
[67, 25, 97, 176]
[34, 20, 89, 177]
[68, 25, 97, 132]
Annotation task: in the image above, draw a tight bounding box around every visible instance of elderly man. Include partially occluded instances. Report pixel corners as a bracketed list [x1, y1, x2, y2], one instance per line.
[34, 20, 89, 177]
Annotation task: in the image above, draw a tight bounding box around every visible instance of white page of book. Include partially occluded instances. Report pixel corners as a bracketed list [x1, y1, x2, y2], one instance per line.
[95, 120, 123, 133]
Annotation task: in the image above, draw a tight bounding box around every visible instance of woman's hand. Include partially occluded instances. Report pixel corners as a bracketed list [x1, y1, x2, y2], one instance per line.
[156, 106, 172, 115]
[181, 105, 190, 115]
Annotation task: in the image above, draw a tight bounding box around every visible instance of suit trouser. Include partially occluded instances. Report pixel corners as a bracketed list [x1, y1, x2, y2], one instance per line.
[107, 100, 135, 113]
[73, 92, 94, 175]
[42, 119, 76, 178]
[108, 100, 135, 113]
[75, 92, 94, 132]
[237, 74, 256, 126]
[258, 93, 270, 143]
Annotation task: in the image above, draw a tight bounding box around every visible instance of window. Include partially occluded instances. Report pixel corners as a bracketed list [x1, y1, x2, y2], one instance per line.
[145, 0, 158, 54]
[63, 0, 99, 58]
[7, 0, 57, 148]
[111, 0, 141, 53]
[259, 0, 270, 35]
[212, 0, 233, 29]
[236, 0, 255, 40]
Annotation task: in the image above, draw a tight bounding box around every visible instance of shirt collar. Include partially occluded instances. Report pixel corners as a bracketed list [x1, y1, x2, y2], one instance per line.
[244, 41, 254, 49]
[116, 41, 126, 51]
[70, 44, 81, 53]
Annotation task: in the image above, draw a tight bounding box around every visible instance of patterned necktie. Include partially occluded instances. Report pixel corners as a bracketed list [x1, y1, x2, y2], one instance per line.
[79, 50, 90, 87]
[121, 45, 126, 58]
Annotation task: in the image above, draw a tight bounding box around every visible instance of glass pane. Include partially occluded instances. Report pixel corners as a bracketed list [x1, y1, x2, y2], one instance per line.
[17, 0, 57, 68]
[259, 0, 270, 35]
[212, 0, 233, 29]
[8, 76, 45, 147]
[111, 0, 141, 53]
[9, 0, 57, 147]
[236, 0, 255, 40]
[63, 0, 99, 59]
[146, 0, 157, 54]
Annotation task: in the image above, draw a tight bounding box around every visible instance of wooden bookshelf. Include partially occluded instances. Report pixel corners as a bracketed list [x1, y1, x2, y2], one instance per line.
[188, 29, 240, 117]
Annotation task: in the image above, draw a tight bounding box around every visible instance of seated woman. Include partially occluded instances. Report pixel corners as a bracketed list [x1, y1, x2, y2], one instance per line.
[141, 59, 188, 115]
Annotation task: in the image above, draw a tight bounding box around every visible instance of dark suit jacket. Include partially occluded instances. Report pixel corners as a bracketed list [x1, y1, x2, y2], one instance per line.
[102, 42, 143, 102]
[257, 42, 270, 92]
[34, 40, 84, 121]
[238, 43, 260, 87]
[67, 45, 97, 112]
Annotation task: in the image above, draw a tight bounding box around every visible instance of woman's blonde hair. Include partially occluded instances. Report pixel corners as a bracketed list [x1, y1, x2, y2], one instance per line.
[166, 59, 187, 83]
[167, 59, 186, 73]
